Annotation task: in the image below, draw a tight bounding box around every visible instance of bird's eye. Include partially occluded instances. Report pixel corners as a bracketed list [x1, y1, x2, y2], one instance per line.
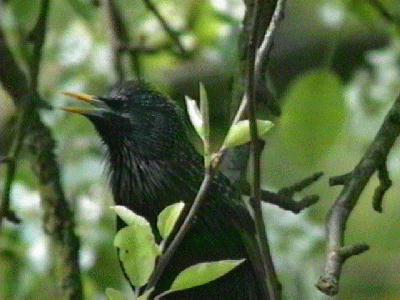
[100, 97, 126, 110]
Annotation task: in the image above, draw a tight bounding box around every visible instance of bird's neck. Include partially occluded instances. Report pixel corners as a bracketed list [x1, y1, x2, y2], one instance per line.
[106, 138, 203, 222]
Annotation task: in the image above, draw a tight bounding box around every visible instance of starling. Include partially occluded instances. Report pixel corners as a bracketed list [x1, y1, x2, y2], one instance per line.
[64, 80, 268, 299]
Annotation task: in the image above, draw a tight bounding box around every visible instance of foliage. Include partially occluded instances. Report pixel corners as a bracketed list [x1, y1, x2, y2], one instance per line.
[1, 0, 400, 299]
[109, 204, 244, 299]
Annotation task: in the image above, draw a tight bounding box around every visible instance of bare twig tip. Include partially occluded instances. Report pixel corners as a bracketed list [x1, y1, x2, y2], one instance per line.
[279, 171, 324, 196]
[339, 243, 370, 261]
[316, 275, 339, 296]
[372, 164, 392, 213]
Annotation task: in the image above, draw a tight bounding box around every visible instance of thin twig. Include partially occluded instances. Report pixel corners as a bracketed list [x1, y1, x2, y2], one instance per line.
[141, 0, 187, 56]
[254, 0, 286, 116]
[316, 93, 400, 296]
[278, 171, 323, 197]
[368, 0, 400, 28]
[241, 172, 323, 214]
[246, 1, 281, 298]
[146, 171, 215, 292]
[118, 43, 168, 54]
[145, 0, 286, 297]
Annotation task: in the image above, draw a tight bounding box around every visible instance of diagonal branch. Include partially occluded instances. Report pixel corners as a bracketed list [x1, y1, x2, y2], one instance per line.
[141, 0, 187, 56]
[368, 0, 400, 28]
[316, 93, 400, 296]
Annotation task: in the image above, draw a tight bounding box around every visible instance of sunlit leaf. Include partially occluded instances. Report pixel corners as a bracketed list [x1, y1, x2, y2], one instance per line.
[168, 259, 245, 293]
[157, 202, 185, 240]
[277, 70, 346, 166]
[223, 120, 274, 149]
[113, 211, 160, 287]
[185, 95, 204, 139]
[111, 206, 144, 226]
[105, 288, 124, 300]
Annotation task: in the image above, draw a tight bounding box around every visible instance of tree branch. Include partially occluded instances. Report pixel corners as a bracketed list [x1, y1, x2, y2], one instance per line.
[368, 0, 400, 28]
[372, 163, 392, 213]
[246, 1, 284, 298]
[102, 0, 142, 79]
[316, 93, 400, 296]
[241, 172, 323, 214]
[146, 3, 287, 295]
[254, 0, 286, 116]
[141, 0, 187, 56]
[0, 2, 83, 298]
[0, 110, 26, 227]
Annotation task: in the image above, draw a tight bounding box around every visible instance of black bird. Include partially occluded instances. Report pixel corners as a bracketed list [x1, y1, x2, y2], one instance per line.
[64, 80, 268, 299]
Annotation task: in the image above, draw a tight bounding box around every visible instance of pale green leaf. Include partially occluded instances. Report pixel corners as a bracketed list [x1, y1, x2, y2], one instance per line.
[168, 259, 245, 292]
[277, 70, 346, 166]
[113, 212, 160, 287]
[199, 82, 211, 167]
[138, 288, 154, 300]
[105, 288, 125, 300]
[185, 95, 204, 139]
[199, 82, 209, 140]
[111, 205, 147, 226]
[157, 202, 185, 240]
[223, 120, 274, 148]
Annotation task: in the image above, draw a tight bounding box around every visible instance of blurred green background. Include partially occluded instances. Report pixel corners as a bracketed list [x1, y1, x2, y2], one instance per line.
[1, 0, 400, 299]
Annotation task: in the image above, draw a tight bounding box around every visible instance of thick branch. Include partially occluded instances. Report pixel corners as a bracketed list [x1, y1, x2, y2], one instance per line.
[28, 111, 83, 299]
[0, 110, 27, 227]
[316, 93, 400, 296]
[0, 4, 83, 298]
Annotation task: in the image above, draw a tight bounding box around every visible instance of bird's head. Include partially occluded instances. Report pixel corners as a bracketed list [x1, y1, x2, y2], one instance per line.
[63, 80, 188, 159]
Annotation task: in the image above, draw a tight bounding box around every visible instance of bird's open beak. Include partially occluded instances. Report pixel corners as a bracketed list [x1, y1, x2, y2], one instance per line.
[62, 92, 106, 116]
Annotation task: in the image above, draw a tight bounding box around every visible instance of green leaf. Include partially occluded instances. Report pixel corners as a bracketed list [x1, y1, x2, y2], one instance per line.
[199, 82, 209, 140]
[277, 70, 346, 166]
[223, 120, 274, 149]
[157, 202, 185, 240]
[199, 82, 211, 167]
[137, 288, 154, 300]
[113, 211, 160, 287]
[168, 259, 245, 293]
[105, 288, 125, 300]
[185, 95, 204, 139]
[111, 205, 142, 226]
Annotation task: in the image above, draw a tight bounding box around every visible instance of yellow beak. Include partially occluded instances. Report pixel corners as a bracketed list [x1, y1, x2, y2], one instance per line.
[62, 92, 104, 115]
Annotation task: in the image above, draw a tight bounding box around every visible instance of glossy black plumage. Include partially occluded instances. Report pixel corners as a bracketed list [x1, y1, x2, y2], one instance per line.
[80, 80, 265, 299]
